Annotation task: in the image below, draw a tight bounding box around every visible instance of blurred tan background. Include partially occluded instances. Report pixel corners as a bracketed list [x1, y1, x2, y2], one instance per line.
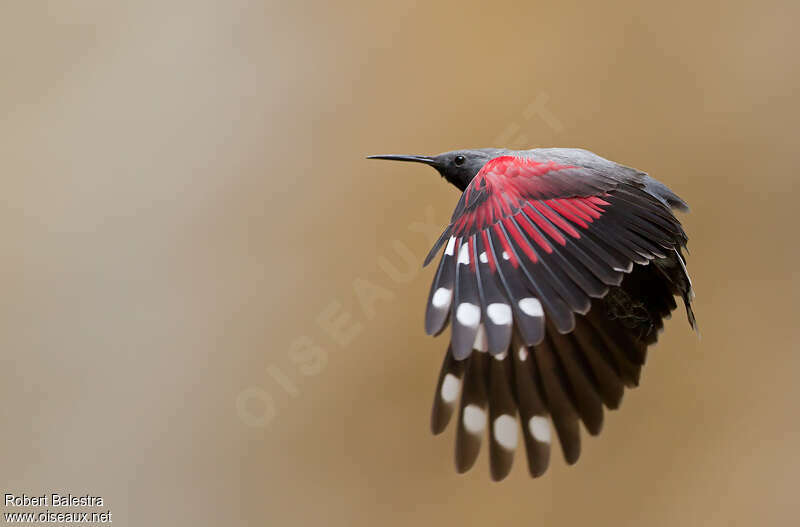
[1, 1, 798, 526]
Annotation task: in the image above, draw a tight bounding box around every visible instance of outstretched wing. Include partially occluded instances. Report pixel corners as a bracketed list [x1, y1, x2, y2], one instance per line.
[423, 153, 693, 480]
[422, 152, 695, 480]
[425, 154, 688, 359]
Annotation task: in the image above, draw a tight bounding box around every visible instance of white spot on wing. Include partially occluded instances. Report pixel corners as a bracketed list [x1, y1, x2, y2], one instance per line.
[518, 297, 543, 317]
[445, 236, 456, 256]
[479, 252, 488, 264]
[613, 261, 633, 273]
[431, 288, 452, 308]
[502, 251, 510, 260]
[463, 404, 486, 434]
[493, 351, 507, 361]
[441, 374, 460, 403]
[457, 242, 470, 265]
[493, 415, 518, 450]
[486, 303, 512, 325]
[518, 346, 528, 361]
[456, 303, 481, 328]
[528, 416, 551, 443]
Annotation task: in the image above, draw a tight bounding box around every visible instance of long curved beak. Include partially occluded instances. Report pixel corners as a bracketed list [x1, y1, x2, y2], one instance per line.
[367, 154, 438, 166]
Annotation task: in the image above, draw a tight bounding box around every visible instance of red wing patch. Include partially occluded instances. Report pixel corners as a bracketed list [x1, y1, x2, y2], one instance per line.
[425, 154, 688, 346]
[450, 157, 573, 236]
[448, 156, 623, 238]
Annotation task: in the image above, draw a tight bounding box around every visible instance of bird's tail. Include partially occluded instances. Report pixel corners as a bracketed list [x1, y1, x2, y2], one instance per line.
[675, 249, 699, 335]
[652, 248, 698, 335]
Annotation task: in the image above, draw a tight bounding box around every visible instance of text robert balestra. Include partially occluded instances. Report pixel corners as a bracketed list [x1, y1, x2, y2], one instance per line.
[4, 493, 104, 507]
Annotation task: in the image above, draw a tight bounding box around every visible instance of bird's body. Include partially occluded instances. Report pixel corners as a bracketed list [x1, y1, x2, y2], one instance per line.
[368, 147, 695, 481]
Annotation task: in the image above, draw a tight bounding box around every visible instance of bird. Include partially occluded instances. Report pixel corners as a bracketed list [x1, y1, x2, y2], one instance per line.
[368, 147, 696, 481]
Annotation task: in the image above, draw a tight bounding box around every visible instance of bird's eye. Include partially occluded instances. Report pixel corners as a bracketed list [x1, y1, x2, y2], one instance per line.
[454, 155, 466, 166]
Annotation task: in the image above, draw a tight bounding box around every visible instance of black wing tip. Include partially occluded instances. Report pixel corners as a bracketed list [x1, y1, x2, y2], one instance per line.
[490, 467, 513, 482]
[561, 443, 581, 465]
[455, 462, 473, 474]
[430, 418, 449, 435]
[454, 443, 481, 473]
[422, 251, 437, 267]
[528, 461, 550, 478]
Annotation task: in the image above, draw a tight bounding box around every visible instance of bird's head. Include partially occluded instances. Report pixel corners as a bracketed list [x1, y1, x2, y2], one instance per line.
[368, 149, 503, 191]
